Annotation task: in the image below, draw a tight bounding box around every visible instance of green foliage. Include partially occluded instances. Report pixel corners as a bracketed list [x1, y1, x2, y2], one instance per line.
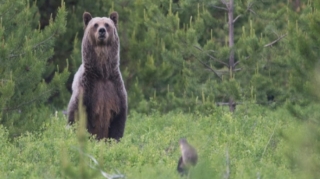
[31, 0, 318, 114]
[0, 0, 68, 136]
[1, 104, 320, 178]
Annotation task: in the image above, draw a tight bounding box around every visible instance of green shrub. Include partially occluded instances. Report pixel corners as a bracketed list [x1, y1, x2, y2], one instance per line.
[1, 104, 319, 178]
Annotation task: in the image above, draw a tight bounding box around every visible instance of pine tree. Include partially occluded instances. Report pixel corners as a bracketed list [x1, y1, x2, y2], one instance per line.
[285, 0, 320, 104]
[0, 0, 68, 136]
[181, 0, 298, 107]
[241, 0, 320, 108]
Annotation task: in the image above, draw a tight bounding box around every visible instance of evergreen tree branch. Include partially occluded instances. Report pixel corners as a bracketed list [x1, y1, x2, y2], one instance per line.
[210, 4, 228, 11]
[233, 61, 240, 67]
[8, 32, 57, 59]
[216, 102, 230, 105]
[233, 15, 242, 23]
[193, 45, 229, 67]
[232, 2, 256, 23]
[3, 90, 53, 112]
[191, 54, 222, 81]
[216, 102, 243, 106]
[264, 34, 287, 47]
[31, 33, 57, 50]
[247, 2, 256, 14]
[221, 0, 228, 6]
[248, 9, 256, 14]
[234, 56, 250, 67]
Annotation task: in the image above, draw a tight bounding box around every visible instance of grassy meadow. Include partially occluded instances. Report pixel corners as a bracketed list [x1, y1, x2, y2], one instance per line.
[0, 103, 319, 179]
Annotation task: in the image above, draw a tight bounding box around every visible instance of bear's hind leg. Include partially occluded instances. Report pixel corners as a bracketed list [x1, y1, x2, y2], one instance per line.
[108, 110, 127, 141]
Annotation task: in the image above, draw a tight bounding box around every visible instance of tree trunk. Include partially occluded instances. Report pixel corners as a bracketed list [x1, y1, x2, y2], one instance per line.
[294, 0, 301, 12]
[228, 0, 236, 112]
[228, 0, 234, 74]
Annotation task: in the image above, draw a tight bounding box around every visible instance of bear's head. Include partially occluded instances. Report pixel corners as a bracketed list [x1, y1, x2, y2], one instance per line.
[83, 12, 118, 46]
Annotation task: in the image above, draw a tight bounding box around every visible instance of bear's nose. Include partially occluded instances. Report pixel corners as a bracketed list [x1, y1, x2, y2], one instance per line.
[99, 28, 106, 35]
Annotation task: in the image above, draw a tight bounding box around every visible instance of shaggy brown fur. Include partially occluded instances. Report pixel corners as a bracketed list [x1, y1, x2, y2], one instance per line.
[67, 11, 127, 140]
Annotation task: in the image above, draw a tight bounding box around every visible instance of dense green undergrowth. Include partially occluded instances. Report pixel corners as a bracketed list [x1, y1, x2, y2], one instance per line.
[0, 104, 319, 179]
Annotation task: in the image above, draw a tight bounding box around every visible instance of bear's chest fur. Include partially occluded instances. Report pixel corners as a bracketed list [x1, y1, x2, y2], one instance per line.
[81, 47, 121, 136]
[82, 44, 117, 79]
[82, 75, 121, 138]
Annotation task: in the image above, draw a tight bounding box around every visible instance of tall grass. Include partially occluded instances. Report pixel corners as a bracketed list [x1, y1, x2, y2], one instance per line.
[0, 104, 319, 178]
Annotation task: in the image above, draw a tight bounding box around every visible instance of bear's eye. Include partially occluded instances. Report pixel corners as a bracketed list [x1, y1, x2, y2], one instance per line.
[94, 23, 98, 28]
[105, 23, 109, 28]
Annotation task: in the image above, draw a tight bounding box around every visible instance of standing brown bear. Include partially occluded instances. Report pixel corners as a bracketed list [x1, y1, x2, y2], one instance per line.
[67, 11, 127, 140]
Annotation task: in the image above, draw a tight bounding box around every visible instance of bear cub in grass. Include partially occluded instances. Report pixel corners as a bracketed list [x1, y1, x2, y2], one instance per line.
[67, 11, 127, 140]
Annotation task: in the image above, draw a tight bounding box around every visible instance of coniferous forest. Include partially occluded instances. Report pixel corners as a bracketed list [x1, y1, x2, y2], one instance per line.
[1, 0, 320, 178]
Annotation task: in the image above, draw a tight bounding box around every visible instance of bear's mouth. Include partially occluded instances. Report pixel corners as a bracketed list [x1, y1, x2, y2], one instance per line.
[98, 35, 106, 40]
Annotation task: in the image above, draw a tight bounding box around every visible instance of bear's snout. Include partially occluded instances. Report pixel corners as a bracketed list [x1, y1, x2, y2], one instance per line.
[98, 28, 106, 37]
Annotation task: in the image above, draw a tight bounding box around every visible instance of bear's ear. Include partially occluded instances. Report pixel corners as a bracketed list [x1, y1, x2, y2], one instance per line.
[110, 12, 118, 28]
[83, 12, 92, 27]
